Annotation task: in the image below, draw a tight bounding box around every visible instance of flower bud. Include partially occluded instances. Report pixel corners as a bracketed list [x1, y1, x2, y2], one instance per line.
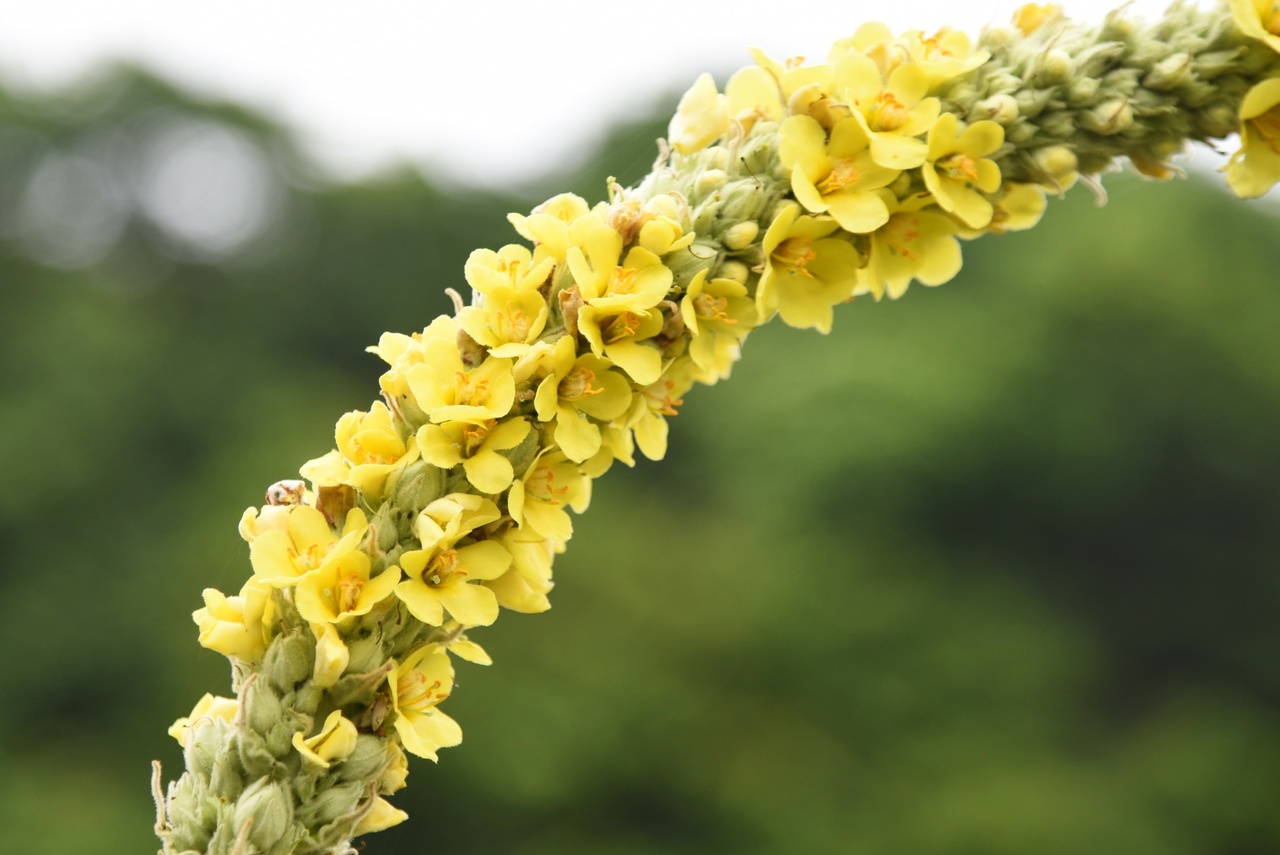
[231, 779, 294, 854]
[378, 741, 410, 794]
[718, 260, 751, 285]
[695, 168, 728, 197]
[164, 775, 216, 853]
[973, 94, 1020, 125]
[1039, 111, 1076, 138]
[1033, 49, 1074, 85]
[1032, 145, 1078, 189]
[1066, 77, 1099, 106]
[1080, 98, 1133, 134]
[337, 734, 393, 782]
[311, 622, 349, 688]
[1193, 50, 1241, 79]
[390, 459, 447, 514]
[1144, 52, 1192, 91]
[352, 797, 409, 835]
[297, 781, 366, 829]
[262, 632, 314, 693]
[721, 221, 758, 250]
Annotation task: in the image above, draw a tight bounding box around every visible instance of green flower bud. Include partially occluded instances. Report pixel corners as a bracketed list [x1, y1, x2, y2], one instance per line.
[263, 633, 314, 693]
[165, 775, 216, 853]
[1193, 49, 1242, 79]
[721, 221, 758, 250]
[1032, 49, 1074, 85]
[718, 260, 750, 285]
[1144, 52, 1192, 91]
[295, 780, 366, 829]
[231, 779, 294, 854]
[1039, 110, 1076, 138]
[973, 93, 1020, 125]
[337, 734, 393, 782]
[1080, 98, 1134, 135]
[1066, 77, 1100, 106]
[182, 718, 223, 779]
[694, 168, 728, 197]
[390, 459, 447, 513]
[1200, 101, 1238, 137]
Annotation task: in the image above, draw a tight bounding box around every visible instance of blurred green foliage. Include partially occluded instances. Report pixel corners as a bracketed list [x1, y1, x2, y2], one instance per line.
[1, 66, 1278, 855]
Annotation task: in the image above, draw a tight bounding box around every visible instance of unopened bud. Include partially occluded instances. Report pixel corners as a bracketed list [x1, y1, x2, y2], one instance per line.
[1039, 110, 1076, 138]
[1066, 77, 1099, 106]
[1145, 52, 1192, 91]
[390, 459, 447, 513]
[262, 633, 314, 693]
[232, 780, 294, 853]
[456, 327, 486, 367]
[718, 260, 750, 285]
[1033, 49, 1074, 85]
[982, 25, 1018, 48]
[1080, 98, 1133, 135]
[338, 734, 394, 782]
[1032, 145, 1078, 187]
[1194, 49, 1242, 79]
[695, 168, 729, 197]
[721, 221, 759, 250]
[558, 286, 583, 339]
[973, 94, 1020, 125]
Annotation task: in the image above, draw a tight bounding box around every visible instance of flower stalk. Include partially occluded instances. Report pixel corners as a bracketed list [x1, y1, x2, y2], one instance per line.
[155, 3, 1280, 852]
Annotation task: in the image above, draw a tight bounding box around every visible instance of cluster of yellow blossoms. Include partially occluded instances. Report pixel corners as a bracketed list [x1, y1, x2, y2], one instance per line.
[157, 4, 1280, 853]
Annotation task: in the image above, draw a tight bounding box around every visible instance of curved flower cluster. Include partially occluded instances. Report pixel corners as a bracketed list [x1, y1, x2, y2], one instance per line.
[155, 4, 1280, 854]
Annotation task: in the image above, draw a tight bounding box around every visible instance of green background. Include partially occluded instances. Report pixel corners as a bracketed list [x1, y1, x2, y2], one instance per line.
[1, 66, 1279, 854]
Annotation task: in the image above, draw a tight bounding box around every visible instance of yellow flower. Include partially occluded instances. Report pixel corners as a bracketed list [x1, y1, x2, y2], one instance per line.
[749, 48, 834, 107]
[405, 318, 515, 424]
[1232, 0, 1280, 53]
[388, 646, 462, 761]
[457, 286, 549, 357]
[1013, 3, 1064, 35]
[756, 203, 863, 334]
[248, 504, 367, 588]
[507, 193, 594, 264]
[723, 65, 785, 134]
[964, 182, 1046, 237]
[367, 315, 453, 403]
[833, 53, 940, 169]
[192, 577, 275, 662]
[508, 451, 588, 542]
[300, 402, 419, 496]
[464, 244, 555, 296]
[580, 421, 637, 479]
[829, 24, 988, 91]
[379, 742, 410, 794]
[1225, 78, 1280, 198]
[353, 798, 409, 835]
[779, 115, 898, 233]
[417, 417, 532, 493]
[294, 551, 401, 625]
[858, 190, 963, 299]
[394, 494, 510, 627]
[668, 72, 730, 155]
[311, 622, 349, 688]
[292, 710, 359, 769]
[567, 223, 674, 385]
[922, 113, 1004, 228]
[532, 336, 632, 463]
[486, 528, 560, 614]
[680, 270, 756, 379]
[432, 621, 493, 665]
[629, 358, 696, 461]
[168, 694, 238, 747]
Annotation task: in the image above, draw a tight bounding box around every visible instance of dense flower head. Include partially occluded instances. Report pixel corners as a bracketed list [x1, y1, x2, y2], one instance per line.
[165, 8, 1280, 851]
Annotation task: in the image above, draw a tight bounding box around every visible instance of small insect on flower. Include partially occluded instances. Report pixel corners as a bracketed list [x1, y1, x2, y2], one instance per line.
[266, 480, 306, 506]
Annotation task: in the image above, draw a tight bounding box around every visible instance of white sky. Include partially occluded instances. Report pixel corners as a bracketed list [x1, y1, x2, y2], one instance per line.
[0, 0, 1192, 187]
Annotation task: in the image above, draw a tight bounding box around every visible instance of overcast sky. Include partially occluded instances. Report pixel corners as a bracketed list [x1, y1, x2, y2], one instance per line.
[0, 0, 1199, 187]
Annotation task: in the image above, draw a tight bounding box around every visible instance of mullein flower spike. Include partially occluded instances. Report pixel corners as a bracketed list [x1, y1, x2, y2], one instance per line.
[154, 3, 1280, 852]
